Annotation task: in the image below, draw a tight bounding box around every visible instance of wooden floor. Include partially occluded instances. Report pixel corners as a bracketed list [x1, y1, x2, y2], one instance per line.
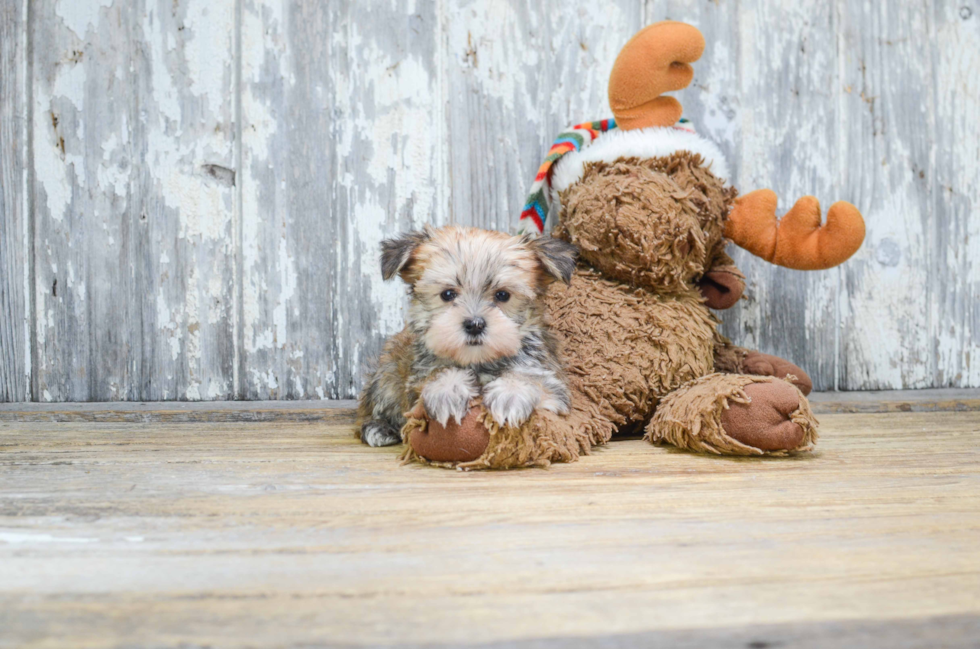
[1, 401, 979, 648]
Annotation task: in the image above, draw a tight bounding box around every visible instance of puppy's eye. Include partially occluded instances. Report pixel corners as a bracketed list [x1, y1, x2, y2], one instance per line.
[494, 290, 511, 303]
[440, 289, 457, 302]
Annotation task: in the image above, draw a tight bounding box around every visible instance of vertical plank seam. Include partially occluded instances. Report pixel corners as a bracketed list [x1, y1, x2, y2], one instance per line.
[925, 0, 940, 387]
[25, 0, 36, 402]
[834, 0, 844, 392]
[341, 3, 354, 398]
[435, 0, 449, 227]
[132, 0, 147, 400]
[439, 0, 455, 226]
[232, 0, 244, 400]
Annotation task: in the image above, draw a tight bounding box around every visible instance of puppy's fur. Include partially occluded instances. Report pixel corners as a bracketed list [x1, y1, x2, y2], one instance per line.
[358, 225, 578, 447]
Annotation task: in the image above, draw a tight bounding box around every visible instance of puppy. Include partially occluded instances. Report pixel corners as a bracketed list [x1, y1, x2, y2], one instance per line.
[358, 225, 578, 447]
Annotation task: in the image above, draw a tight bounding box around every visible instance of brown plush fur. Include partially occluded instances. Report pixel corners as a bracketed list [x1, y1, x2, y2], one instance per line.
[545, 267, 716, 430]
[553, 153, 736, 293]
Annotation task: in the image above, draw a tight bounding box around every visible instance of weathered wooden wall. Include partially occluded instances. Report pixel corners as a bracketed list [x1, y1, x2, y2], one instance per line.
[0, 0, 978, 401]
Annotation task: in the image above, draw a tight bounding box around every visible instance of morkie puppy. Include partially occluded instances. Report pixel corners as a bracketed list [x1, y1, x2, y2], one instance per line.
[358, 225, 578, 447]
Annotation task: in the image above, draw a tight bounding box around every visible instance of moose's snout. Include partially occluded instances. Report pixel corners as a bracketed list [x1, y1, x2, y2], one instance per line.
[463, 317, 486, 335]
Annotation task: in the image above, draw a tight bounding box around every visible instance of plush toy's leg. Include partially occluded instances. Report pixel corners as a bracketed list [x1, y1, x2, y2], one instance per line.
[400, 393, 613, 470]
[645, 373, 817, 456]
[713, 338, 813, 395]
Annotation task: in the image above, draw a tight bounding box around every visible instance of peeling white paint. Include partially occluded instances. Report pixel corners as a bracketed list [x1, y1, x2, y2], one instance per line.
[34, 59, 86, 223]
[157, 292, 182, 362]
[54, 0, 113, 39]
[183, 2, 234, 107]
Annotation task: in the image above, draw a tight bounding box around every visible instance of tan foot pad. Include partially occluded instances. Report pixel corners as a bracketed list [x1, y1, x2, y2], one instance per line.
[721, 381, 805, 452]
[408, 406, 490, 463]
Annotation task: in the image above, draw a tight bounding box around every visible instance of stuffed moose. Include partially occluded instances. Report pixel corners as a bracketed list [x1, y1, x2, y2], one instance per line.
[400, 21, 866, 469]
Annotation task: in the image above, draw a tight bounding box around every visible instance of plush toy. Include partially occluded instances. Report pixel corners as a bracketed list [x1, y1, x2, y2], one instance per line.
[401, 21, 865, 469]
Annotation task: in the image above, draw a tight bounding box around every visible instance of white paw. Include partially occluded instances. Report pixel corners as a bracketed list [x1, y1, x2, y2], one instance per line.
[361, 422, 402, 447]
[483, 376, 541, 427]
[422, 368, 478, 426]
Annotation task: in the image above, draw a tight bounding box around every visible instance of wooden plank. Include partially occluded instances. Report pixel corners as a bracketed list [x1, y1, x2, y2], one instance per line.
[0, 0, 30, 402]
[446, 0, 641, 232]
[837, 0, 936, 390]
[238, 0, 340, 400]
[932, 3, 980, 388]
[0, 411, 978, 647]
[135, 0, 238, 400]
[0, 398, 358, 423]
[239, 0, 448, 400]
[808, 387, 980, 414]
[30, 0, 237, 402]
[31, 0, 140, 401]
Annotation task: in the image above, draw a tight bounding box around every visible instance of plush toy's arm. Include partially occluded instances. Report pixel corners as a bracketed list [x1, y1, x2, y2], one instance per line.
[712, 334, 750, 374]
[713, 333, 813, 396]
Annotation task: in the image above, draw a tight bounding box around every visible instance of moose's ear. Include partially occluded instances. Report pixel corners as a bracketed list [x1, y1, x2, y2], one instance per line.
[380, 230, 431, 281]
[529, 236, 578, 285]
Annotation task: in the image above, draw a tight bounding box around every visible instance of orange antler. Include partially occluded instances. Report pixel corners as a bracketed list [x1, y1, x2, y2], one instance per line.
[725, 190, 866, 270]
[608, 21, 705, 130]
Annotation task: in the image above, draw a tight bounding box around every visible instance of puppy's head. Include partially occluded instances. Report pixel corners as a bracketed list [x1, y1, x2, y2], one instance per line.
[381, 225, 577, 365]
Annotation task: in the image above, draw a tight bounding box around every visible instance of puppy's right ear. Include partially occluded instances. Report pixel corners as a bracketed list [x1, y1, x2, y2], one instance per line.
[380, 230, 430, 281]
[529, 236, 579, 285]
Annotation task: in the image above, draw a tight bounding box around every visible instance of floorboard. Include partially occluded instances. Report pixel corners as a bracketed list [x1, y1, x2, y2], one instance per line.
[1, 410, 979, 648]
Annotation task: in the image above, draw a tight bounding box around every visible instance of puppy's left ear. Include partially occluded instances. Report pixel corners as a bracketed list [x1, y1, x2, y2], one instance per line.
[380, 230, 431, 282]
[529, 237, 578, 285]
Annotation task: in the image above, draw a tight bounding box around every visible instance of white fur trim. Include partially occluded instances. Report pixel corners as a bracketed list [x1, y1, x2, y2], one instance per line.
[550, 127, 730, 196]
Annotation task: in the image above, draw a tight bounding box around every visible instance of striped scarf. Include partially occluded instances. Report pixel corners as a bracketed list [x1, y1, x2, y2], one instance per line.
[518, 117, 695, 235]
[518, 119, 616, 235]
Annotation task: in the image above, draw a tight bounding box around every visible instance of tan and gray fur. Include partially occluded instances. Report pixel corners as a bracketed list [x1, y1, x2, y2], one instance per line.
[358, 225, 578, 447]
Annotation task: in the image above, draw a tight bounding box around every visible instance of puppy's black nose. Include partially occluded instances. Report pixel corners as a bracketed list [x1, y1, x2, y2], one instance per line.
[463, 317, 486, 335]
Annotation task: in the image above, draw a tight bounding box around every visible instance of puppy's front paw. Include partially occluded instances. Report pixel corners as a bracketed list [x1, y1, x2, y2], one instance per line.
[483, 376, 541, 428]
[361, 421, 402, 447]
[421, 368, 478, 426]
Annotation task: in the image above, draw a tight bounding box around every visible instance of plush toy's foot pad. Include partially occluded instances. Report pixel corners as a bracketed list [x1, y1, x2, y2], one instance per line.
[408, 406, 490, 463]
[647, 373, 818, 456]
[742, 351, 813, 396]
[720, 381, 804, 451]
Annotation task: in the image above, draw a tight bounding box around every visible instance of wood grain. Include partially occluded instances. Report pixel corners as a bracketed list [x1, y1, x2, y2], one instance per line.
[1, 410, 978, 647]
[1, 389, 978, 422]
[0, 0, 30, 401]
[2, 0, 979, 401]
